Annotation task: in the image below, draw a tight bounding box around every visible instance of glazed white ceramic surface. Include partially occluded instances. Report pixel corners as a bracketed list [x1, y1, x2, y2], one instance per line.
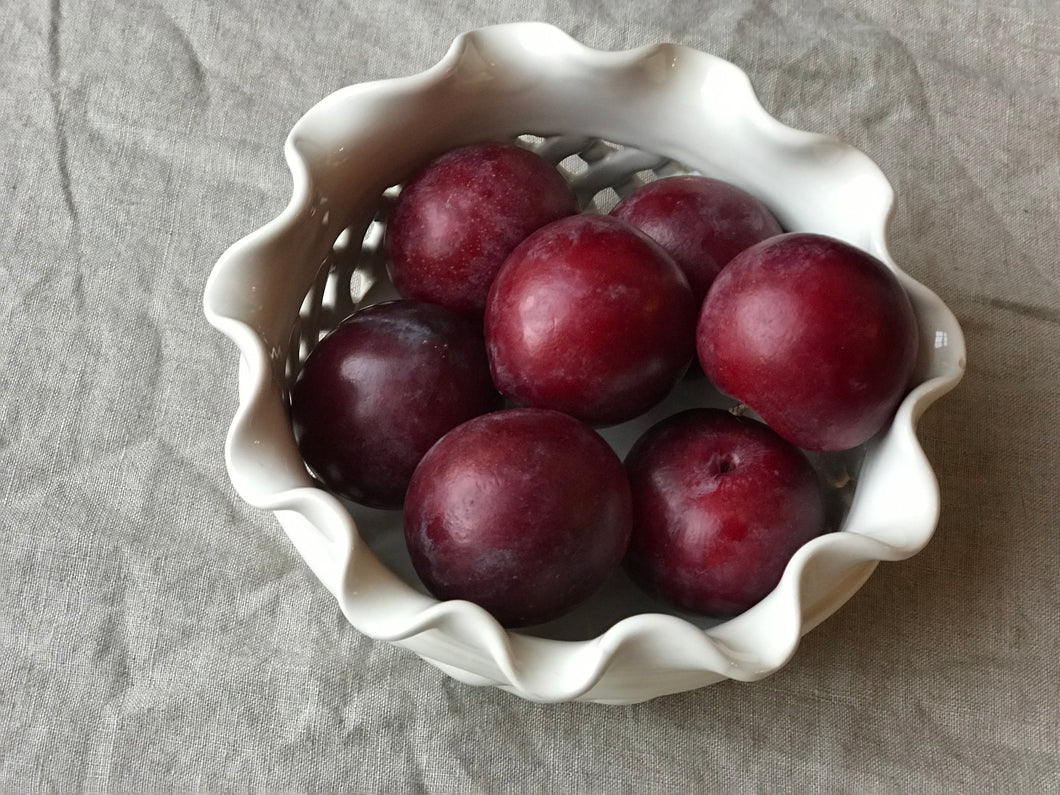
[203, 22, 966, 704]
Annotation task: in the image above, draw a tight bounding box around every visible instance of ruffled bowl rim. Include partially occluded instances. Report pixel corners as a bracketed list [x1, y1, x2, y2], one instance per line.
[203, 22, 966, 704]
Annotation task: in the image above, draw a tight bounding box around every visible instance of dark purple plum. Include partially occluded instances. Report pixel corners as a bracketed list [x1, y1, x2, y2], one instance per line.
[624, 408, 825, 618]
[484, 214, 698, 426]
[289, 300, 500, 508]
[404, 408, 632, 627]
[611, 175, 783, 302]
[697, 233, 919, 451]
[385, 142, 578, 314]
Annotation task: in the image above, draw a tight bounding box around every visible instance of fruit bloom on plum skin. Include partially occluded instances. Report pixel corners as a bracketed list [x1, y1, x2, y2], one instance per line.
[289, 300, 500, 509]
[404, 408, 632, 628]
[698, 233, 919, 451]
[384, 141, 578, 315]
[485, 214, 698, 426]
[611, 175, 783, 303]
[624, 408, 825, 618]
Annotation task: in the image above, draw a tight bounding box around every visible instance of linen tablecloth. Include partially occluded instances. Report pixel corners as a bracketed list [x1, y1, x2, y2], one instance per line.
[2, 0, 1058, 790]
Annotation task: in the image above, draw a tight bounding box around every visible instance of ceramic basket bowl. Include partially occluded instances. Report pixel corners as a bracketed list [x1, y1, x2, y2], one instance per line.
[202, 22, 966, 704]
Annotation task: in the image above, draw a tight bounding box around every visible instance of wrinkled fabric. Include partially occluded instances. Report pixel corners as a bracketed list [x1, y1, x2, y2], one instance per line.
[1, 0, 1058, 791]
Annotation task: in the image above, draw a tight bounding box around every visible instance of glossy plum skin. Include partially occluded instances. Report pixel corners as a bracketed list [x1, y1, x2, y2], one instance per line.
[384, 142, 578, 314]
[404, 408, 632, 628]
[697, 233, 919, 451]
[289, 300, 500, 509]
[611, 175, 783, 302]
[624, 408, 825, 618]
[485, 214, 698, 426]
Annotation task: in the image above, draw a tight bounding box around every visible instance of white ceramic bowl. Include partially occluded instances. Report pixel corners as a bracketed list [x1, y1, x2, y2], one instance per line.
[203, 22, 965, 704]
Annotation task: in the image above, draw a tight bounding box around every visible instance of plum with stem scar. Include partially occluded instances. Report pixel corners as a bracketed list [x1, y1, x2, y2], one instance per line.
[624, 408, 825, 618]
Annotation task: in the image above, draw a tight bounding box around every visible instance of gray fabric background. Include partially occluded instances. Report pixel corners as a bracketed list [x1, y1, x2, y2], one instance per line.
[2, 0, 1058, 791]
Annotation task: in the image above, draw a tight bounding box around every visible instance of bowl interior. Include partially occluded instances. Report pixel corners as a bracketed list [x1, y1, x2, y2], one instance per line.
[285, 133, 867, 641]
